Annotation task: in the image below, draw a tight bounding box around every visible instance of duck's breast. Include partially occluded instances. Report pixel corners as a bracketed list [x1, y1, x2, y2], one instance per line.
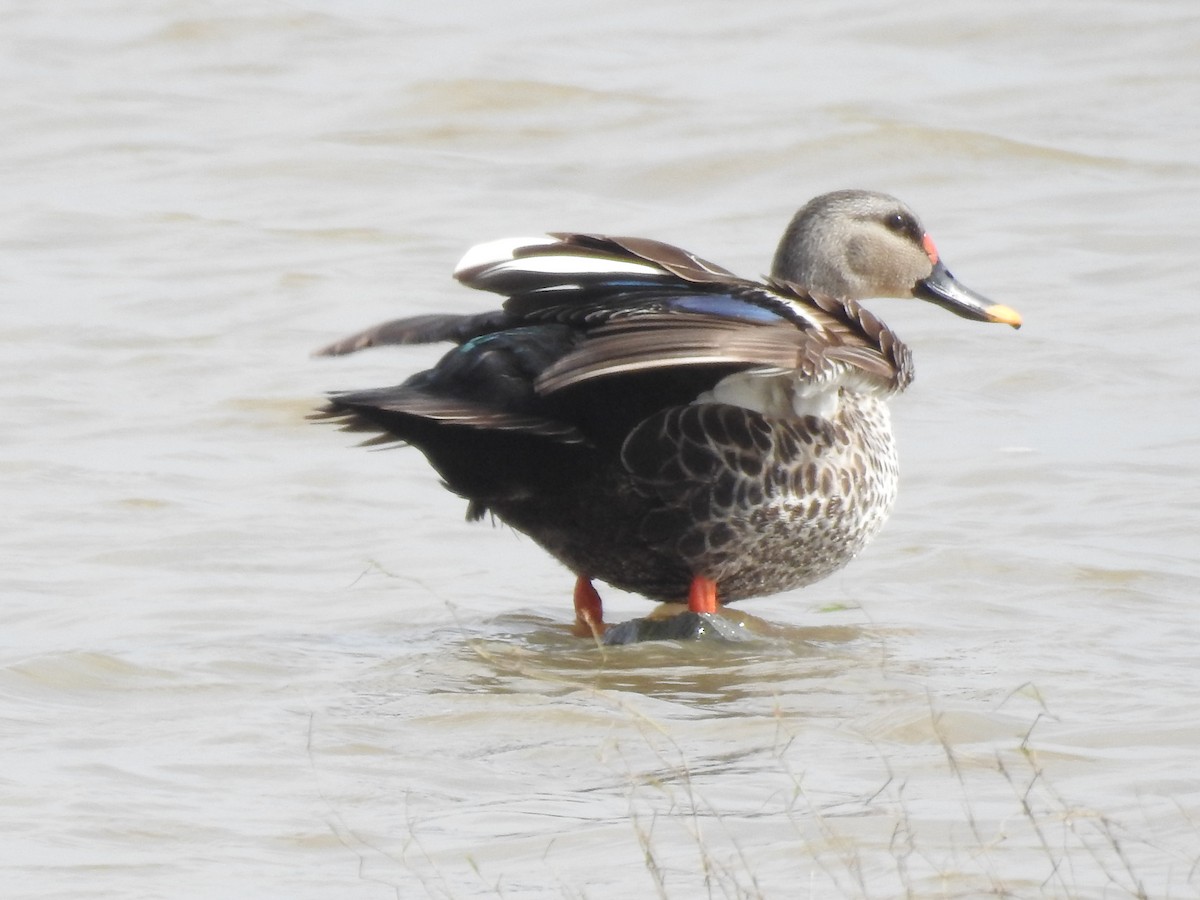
[617, 392, 899, 601]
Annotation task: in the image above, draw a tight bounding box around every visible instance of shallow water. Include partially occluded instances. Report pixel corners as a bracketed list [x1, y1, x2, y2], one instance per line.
[3, 1, 1199, 897]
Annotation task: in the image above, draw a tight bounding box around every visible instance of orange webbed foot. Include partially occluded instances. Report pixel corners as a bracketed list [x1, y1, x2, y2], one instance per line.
[572, 576, 607, 638]
[687, 575, 719, 614]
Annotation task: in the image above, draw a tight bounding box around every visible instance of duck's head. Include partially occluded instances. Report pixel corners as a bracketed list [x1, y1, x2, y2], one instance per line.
[771, 190, 1021, 328]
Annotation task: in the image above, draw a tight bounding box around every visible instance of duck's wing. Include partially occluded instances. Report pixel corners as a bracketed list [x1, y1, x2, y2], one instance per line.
[456, 233, 911, 395]
[316, 234, 911, 443]
[311, 233, 716, 356]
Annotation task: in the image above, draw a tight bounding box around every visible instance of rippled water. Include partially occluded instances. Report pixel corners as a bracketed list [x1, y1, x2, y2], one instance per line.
[3, 1, 1199, 897]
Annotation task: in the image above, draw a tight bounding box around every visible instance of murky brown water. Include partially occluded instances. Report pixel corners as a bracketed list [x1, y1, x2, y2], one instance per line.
[3, 1, 1199, 897]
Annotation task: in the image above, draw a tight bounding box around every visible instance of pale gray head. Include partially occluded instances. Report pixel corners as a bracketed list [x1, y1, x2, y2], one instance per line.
[771, 190, 1021, 327]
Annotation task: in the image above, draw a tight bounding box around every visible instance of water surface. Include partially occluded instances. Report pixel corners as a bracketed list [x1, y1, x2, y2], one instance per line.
[3, 1, 1199, 897]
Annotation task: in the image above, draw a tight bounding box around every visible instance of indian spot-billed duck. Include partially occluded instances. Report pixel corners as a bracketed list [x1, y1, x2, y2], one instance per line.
[314, 190, 1021, 639]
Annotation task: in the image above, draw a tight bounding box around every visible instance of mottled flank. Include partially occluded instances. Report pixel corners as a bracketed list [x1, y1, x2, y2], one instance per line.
[486, 395, 898, 602]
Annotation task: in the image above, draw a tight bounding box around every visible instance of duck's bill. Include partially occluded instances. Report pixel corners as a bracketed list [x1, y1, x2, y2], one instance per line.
[914, 261, 1022, 328]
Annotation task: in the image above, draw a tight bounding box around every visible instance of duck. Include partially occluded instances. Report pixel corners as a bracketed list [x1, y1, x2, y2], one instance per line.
[314, 190, 1021, 638]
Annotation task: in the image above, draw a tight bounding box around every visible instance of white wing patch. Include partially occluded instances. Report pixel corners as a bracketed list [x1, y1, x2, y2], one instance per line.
[453, 237, 557, 276]
[455, 236, 667, 283]
[480, 255, 665, 278]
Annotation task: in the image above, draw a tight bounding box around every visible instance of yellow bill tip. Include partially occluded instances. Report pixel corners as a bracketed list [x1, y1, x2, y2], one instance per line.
[986, 304, 1023, 329]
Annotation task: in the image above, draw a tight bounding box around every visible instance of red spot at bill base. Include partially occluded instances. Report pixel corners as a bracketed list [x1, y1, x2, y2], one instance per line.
[921, 233, 939, 265]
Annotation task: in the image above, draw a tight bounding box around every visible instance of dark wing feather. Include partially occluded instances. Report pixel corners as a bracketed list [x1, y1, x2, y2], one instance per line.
[313, 311, 512, 357]
[320, 387, 587, 443]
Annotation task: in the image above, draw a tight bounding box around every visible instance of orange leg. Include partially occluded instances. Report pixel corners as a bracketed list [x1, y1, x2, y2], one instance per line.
[572, 575, 606, 637]
[687, 575, 719, 614]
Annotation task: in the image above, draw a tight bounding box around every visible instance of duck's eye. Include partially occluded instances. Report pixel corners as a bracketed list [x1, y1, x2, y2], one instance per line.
[884, 212, 920, 242]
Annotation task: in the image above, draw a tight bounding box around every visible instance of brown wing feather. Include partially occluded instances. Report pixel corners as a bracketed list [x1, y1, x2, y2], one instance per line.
[769, 281, 913, 391]
[546, 233, 740, 284]
[534, 316, 827, 395]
